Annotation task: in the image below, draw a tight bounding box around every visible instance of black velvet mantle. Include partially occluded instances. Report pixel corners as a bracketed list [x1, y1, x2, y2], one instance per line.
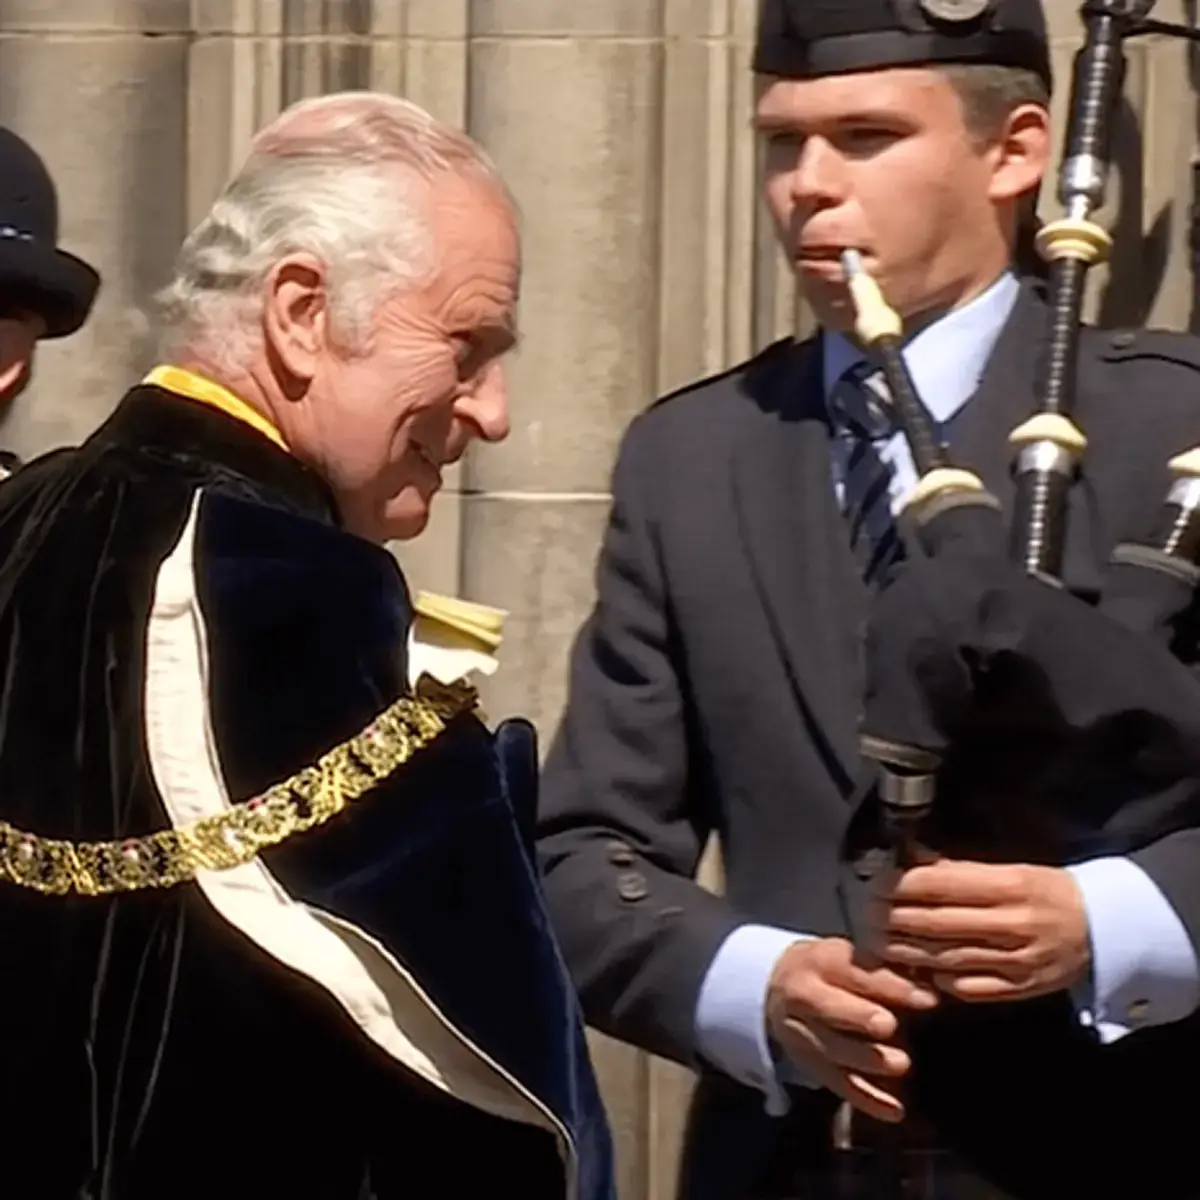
[0, 386, 613, 1200]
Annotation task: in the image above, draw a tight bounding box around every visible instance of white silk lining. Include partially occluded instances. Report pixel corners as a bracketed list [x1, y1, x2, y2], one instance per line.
[141, 493, 575, 1193]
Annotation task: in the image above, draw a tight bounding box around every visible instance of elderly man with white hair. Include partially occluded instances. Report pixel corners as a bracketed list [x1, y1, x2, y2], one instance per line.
[0, 92, 614, 1200]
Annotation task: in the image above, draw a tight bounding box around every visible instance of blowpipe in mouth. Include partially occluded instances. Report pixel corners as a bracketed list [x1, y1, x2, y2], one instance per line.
[839, 249, 901, 343]
[840, 248, 865, 279]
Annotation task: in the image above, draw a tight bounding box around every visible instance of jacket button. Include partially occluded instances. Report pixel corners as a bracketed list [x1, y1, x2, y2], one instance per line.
[616, 871, 649, 902]
[606, 840, 635, 867]
[1110, 330, 1136, 349]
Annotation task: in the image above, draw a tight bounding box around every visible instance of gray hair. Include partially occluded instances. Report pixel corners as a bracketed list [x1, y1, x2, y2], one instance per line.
[154, 91, 508, 372]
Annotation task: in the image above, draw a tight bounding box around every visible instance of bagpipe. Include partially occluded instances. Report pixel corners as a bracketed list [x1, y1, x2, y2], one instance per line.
[840, 0, 1200, 886]
[834, 7, 1200, 1189]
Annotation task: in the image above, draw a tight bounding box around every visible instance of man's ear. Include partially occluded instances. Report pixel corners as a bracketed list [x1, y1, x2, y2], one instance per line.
[987, 102, 1051, 205]
[0, 318, 39, 404]
[262, 254, 330, 388]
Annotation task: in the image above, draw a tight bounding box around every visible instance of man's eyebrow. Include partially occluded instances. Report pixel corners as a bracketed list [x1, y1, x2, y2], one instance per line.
[752, 111, 798, 133]
[752, 107, 903, 131]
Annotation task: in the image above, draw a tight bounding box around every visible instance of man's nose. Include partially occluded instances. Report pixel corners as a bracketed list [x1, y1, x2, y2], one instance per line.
[459, 361, 510, 443]
[788, 137, 844, 206]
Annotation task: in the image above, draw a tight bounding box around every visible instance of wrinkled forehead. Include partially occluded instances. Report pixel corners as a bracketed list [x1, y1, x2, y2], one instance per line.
[379, 172, 521, 334]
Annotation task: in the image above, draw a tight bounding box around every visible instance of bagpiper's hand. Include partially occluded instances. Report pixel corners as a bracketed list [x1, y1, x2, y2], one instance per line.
[765, 937, 939, 1123]
[875, 859, 1091, 1002]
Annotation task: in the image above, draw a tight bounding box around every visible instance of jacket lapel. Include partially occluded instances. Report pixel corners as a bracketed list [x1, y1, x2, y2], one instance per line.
[944, 279, 1043, 501]
[946, 281, 1104, 595]
[730, 338, 864, 791]
[728, 284, 1106, 793]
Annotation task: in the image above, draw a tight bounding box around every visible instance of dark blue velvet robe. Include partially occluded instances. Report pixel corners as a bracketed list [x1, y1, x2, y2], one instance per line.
[0, 385, 614, 1200]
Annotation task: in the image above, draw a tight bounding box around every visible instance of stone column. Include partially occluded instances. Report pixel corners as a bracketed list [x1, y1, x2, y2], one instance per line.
[455, 3, 794, 1195]
[458, 5, 666, 1194]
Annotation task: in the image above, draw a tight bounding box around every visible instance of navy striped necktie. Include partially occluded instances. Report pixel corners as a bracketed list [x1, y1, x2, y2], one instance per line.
[828, 364, 904, 585]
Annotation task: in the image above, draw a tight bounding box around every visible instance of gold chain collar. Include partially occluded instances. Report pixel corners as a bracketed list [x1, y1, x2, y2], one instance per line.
[0, 676, 478, 897]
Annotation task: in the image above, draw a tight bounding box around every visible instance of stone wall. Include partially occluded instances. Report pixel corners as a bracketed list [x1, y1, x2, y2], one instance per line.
[0, 2, 1195, 1196]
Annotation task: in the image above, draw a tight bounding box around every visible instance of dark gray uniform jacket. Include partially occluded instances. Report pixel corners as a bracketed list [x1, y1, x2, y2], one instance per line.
[536, 280, 1200, 1198]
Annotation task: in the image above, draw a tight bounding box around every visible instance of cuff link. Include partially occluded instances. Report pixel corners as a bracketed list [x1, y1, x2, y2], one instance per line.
[1126, 998, 1151, 1023]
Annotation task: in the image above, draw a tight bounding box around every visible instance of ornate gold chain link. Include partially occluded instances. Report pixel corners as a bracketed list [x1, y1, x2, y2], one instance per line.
[0, 676, 478, 897]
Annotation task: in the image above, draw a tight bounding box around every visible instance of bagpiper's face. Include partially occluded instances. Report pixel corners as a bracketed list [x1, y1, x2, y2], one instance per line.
[264, 171, 518, 544]
[755, 65, 1048, 330]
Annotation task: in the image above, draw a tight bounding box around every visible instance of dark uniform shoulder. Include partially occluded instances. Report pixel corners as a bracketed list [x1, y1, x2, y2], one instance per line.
[612, 335, 816, 497]
[1077, 324, 1200, 445]
[1088, 324, 1200, 372]
[649, 336, 800, 415]
[627, 334, 813, 455]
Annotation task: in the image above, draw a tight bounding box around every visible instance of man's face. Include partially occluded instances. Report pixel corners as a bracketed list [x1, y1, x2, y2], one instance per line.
[0, 313, 43, 407]
[756, 67, 1041, 329]
[278, 174, 519, 543]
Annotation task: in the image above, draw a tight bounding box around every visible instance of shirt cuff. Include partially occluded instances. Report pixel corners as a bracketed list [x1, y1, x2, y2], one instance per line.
[694, 924, 815, 1117]
[1067, 856, 1200, 1043]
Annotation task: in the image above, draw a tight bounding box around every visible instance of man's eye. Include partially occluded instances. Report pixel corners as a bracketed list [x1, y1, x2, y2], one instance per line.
[456, 338, 489, 377]
[842, 128, 900, 152]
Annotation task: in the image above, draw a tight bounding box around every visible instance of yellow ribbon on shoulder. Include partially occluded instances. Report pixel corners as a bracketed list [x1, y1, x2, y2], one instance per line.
[144, 364, 290, 453]
[409, 592, 508, 687]
[145, 363, 509, 683]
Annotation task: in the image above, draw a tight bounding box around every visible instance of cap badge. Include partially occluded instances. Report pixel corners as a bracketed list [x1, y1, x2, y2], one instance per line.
[918, 0, 992, 22]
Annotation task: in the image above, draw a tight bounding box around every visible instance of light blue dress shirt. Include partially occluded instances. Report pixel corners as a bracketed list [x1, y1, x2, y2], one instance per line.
[693, 271, 1200, 1118]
